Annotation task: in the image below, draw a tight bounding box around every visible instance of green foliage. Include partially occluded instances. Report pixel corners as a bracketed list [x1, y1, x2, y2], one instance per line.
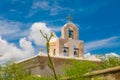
[0, 59, 52, 80]
[92, 74, 106, 80]
[22, 75, 51, 80]
[100, 56, 120, 69]
[0, 59, 28, 80]
[0, 55, 119, 80]
[63, 60, 97, 80]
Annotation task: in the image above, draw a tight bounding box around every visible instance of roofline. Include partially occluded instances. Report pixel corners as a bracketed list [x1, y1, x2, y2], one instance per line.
[17, 54, 102, 64]
[16, 55, 39, 64]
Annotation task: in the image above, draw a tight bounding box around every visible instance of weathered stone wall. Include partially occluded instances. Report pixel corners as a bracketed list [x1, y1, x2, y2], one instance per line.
[89, 69, 120, 80]
[19, 55, 101, 77]
[104, 72, 120, 80]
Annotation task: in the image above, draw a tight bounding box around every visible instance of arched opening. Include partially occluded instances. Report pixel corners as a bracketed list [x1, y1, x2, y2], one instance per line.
[63, 44, 69, 56]
[68, 27, 74, 39]
[73, 46, 79, 57]
[53, 49, 56, 55]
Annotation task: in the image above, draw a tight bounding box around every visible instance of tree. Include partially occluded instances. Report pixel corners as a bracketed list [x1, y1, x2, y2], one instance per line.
[100, 56, 120, 69]
[0, 59, 54, 80]
[0, 59, 27, 80]
[40, 30, 58, 80]
[63, 60, 97, 80]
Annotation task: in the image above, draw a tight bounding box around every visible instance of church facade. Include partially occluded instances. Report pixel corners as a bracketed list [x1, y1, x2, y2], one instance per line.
[49, 22, 84, 58]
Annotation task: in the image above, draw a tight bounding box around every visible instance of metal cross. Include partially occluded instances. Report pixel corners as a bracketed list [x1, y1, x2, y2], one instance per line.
[66, 14, 72, 22]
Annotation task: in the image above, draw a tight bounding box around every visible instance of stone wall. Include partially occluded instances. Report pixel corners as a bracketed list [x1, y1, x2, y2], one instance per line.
[87, 66, 120, 80]
[19, 55, 102, 77]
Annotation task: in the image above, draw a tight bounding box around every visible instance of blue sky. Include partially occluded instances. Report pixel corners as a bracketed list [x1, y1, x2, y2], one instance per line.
[0, 0, 120, 61]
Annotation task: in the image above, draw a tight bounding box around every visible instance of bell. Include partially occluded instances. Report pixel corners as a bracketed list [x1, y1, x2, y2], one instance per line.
[74, 50, 77, 55]
[63, 49, 67, 53]
[69, 34, 71, 37]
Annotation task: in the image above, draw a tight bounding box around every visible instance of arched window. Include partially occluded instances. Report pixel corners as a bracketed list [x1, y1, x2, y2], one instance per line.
[74, 46, 79, 57]
[63, 47, 68, 56]
[53, 49, 56, 55]
[68, 27, 73, 39]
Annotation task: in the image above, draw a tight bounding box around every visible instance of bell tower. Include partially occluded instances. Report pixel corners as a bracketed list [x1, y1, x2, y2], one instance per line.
[49, 16, 84, 58]
[61, 22, 78, 40]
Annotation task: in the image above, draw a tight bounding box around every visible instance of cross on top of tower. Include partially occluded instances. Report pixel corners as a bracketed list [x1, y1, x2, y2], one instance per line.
[66, 14, 72, 22]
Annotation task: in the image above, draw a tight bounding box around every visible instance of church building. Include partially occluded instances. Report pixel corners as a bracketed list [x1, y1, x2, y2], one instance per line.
[17, 19, 100, 77]
[49, 22, 84, 58]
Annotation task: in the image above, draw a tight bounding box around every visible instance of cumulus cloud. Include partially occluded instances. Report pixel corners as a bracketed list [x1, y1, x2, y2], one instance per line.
[105, 52, 119, 57]
[0, 21, 58, 64]
[28, 22, 56, 46]
[84, 52, 120, 61]
[85, 36, 120, 52]
[84, 52, 101, 61]
[19, 37, 34, 56]
[0, 36, 34, 63]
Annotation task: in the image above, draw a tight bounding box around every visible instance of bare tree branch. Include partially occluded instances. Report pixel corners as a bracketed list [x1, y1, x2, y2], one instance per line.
[40, 30, 58, 80]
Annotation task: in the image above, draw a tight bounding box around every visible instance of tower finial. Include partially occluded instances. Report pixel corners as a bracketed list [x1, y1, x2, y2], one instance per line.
[66, 14, 72, 22]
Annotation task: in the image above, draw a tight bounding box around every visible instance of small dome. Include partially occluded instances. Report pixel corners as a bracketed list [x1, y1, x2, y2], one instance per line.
[50, 37, 58, 42]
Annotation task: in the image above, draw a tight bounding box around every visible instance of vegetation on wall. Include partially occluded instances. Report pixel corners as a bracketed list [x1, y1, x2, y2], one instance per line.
[62, 60, 97, 80]
[100, 56, 120, 69]
[0, 56, 120, 80]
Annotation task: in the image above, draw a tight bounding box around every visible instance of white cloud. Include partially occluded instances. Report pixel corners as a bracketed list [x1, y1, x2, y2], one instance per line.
[50, 5, 63, 16]
[85, 36, 120, 52]
[0, 36, 34, 63]
[26, 1, 50, 17]
[19, 37, 34, 56]
[0, 20, 21, 35]
[105, 52, 119, 57]
[0, 19, 29, 40]
[84, 52, 101, 61]
[31, 1, 67, 16]
[49, 3, 67, 16]
[84, 52, 120, 61]
[28, 22, 55, 46]
[32, 1, 49, 10]
[0, 21, 58, 64]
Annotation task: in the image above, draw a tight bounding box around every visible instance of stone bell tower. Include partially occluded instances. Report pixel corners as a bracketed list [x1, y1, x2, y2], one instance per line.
[49, 16, 84, 58]
[61, 22, 78, 40]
